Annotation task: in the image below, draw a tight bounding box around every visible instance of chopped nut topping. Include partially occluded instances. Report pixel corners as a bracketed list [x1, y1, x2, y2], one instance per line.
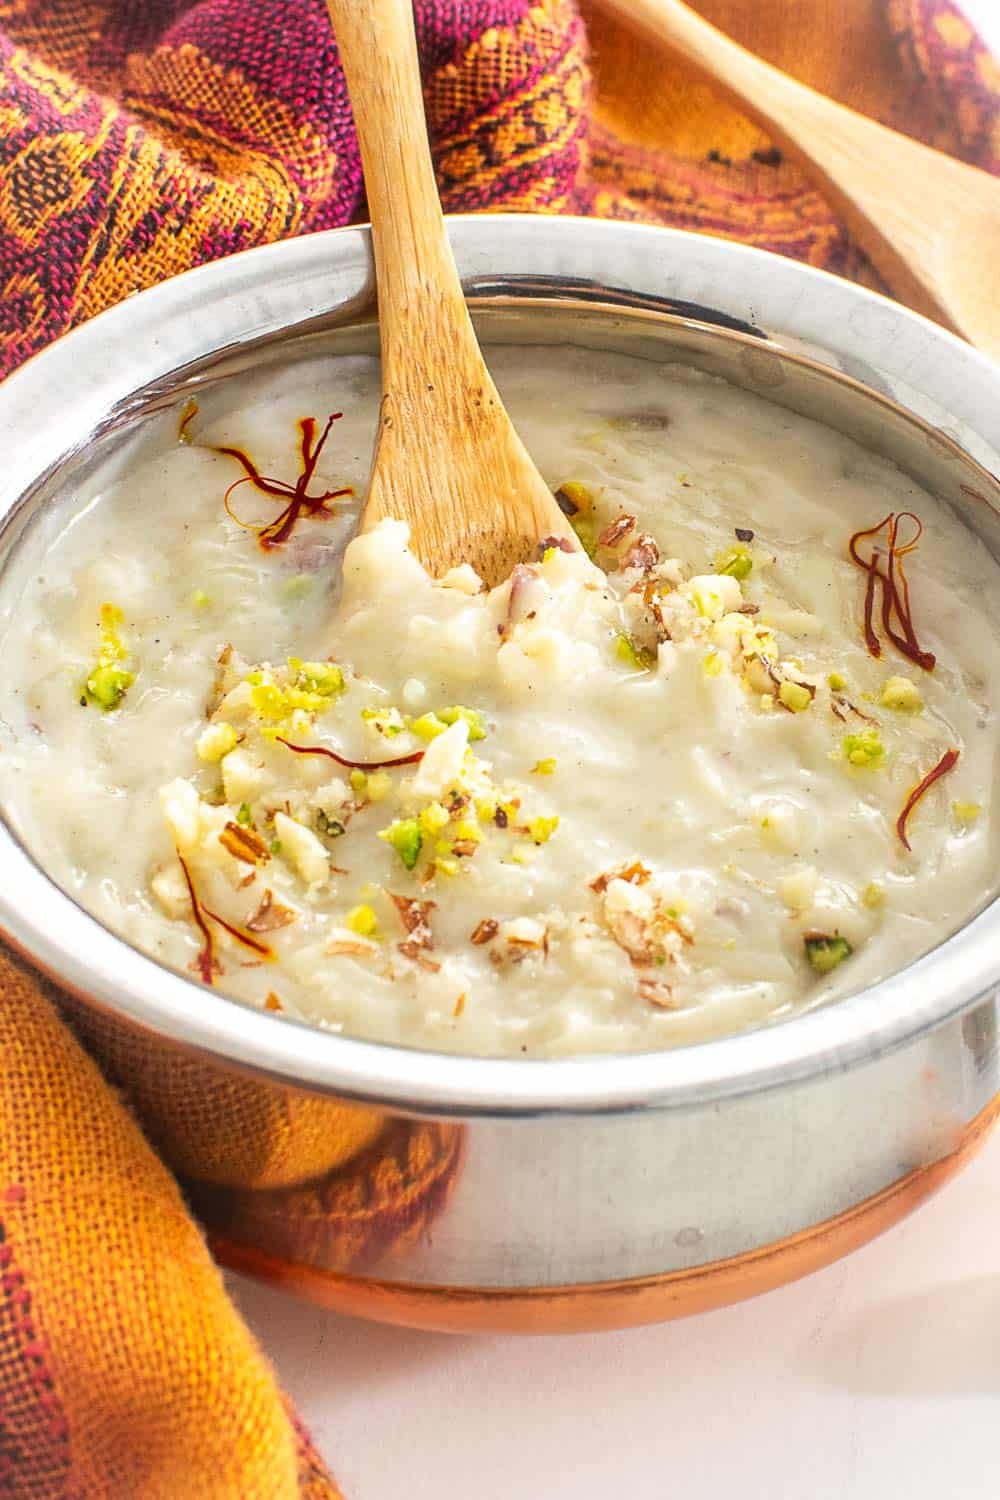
[598, 514, 637, 549]
[245, 889, 297, 932]
[391, 894, 440, 969]
[638, 976, 678, 1009]
[219, 821, 271, 865]
[589, 860, 652, 895]
[325, 935, 380, 959]
[538, 535, 575, 556]
[621, 534, 660, 572]
[470, 917, 499, 945]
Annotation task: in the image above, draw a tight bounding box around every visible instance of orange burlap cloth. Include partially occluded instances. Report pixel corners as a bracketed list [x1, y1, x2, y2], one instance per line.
[1, 1, 997, 1495]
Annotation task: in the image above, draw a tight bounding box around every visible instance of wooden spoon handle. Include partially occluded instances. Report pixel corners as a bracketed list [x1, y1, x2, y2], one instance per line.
[326, 0, 479, 390]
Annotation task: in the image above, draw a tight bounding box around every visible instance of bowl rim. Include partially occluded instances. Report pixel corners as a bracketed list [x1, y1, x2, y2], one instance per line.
[1, 212, 999, 1118]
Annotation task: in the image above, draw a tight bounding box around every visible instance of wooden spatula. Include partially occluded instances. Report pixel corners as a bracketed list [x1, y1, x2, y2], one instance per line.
[598, 0, 1000, 362]
[325, 0, 578, 586]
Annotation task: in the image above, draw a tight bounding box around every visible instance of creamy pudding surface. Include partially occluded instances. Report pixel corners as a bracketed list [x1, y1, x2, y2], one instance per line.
[1, 346, 998, 1056]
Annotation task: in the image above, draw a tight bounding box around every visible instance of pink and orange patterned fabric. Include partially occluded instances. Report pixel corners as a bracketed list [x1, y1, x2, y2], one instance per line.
[0, 0, 997, 377]
[0, 1, 998, 1495]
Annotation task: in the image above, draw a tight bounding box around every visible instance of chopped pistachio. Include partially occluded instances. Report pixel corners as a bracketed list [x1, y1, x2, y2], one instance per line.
[83, 603, 134, 710]
[951, 800, 982, 825]
[346, 904, 378, 937]
[366, 771, 392, 803]
[715, 545, 753, 580]
[236, 802, 253, 826]
[804, 933, 853, 974]
[315, 809, 346, 838]
[528, 814, 559, 845]
[248, 680, 290, 720]
[828, 671, 848, 692]
[289, 659, 344, 697]
[880, 675, 923, 713]
[410, 712, 448, 741]
[453, 819, 481, 845]
[349, 769, 367, 796]
[861, 882, 885, 909]
[531, 758, 557, 775]
[190, 589, 211, 610]
[616, 633, 656, 671]
[778, 680, 812, 713]
[434, 856, 459, 877]
[378, 818, 423, 870]
[541, 546, 558, 564]
[196, 721, 238, 763]
[475, 797, 497, 823]
[85, 663, 135, 711]
[842, 730, 885, 769]
[439, 706, 487, 742]
[269, 838, 282, 856]
[702, 650, 724, 679]
[419, 802, 450, 836]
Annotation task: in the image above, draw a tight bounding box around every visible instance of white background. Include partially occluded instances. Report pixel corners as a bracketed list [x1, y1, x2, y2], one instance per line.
[228, 3, 1000, 1494]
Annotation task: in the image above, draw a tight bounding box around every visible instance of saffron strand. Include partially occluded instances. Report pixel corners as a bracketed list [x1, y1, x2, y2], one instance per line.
[896, 748, 960, 851]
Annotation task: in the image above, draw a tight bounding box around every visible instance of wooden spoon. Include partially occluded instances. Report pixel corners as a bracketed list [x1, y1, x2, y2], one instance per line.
[325, 0, 577, 586]
[597, 0, 1000, 362]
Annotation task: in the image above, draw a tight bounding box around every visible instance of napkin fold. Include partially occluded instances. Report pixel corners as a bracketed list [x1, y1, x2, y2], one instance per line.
[0, 1, 997, 1495]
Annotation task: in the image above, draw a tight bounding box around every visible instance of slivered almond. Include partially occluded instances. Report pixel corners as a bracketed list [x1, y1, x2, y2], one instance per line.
[621, 533, 660, 570]
[399, 943, 441, 971]
[391, 894, 438, 968]
[325, 936, 379, 959]
[245, 888, 297, 932]
[219, 821, 270, 865]
[638, 976, 678, 1009]
[598, 513, 636, 549]
[391, 894, 436, 935]
[589, 860, 651, 895]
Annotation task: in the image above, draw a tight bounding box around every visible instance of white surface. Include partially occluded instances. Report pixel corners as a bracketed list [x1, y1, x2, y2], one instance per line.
[230, 3, 1000, 1494]
[229, 1133, 1000, 1498]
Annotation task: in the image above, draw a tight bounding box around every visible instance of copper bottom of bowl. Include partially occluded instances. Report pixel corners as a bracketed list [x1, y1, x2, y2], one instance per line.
[211, 1091, 1000, 1335]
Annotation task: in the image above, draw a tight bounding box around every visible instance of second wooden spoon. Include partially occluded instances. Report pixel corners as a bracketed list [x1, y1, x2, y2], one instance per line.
[326, 0, 577, 587]
[597, 0, 1000, 361]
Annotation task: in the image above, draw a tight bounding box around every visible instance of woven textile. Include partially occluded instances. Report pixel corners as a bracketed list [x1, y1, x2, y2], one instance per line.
[0, 0, 997, 1495]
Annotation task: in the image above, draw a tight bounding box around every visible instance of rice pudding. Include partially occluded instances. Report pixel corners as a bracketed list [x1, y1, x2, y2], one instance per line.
[1, 346, 997, 1056]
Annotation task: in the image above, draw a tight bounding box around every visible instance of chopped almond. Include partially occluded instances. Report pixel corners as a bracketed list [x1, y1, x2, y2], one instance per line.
[598, 514, 637, 549]
[589, 860, 652, 895]
[245, 889, 297, 933]
[219, 821, 271, 865]
[639, 976, 678, 1009]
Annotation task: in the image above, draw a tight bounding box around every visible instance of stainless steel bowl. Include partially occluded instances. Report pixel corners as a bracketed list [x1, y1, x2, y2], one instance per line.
[2, 216, 1000, 1332]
